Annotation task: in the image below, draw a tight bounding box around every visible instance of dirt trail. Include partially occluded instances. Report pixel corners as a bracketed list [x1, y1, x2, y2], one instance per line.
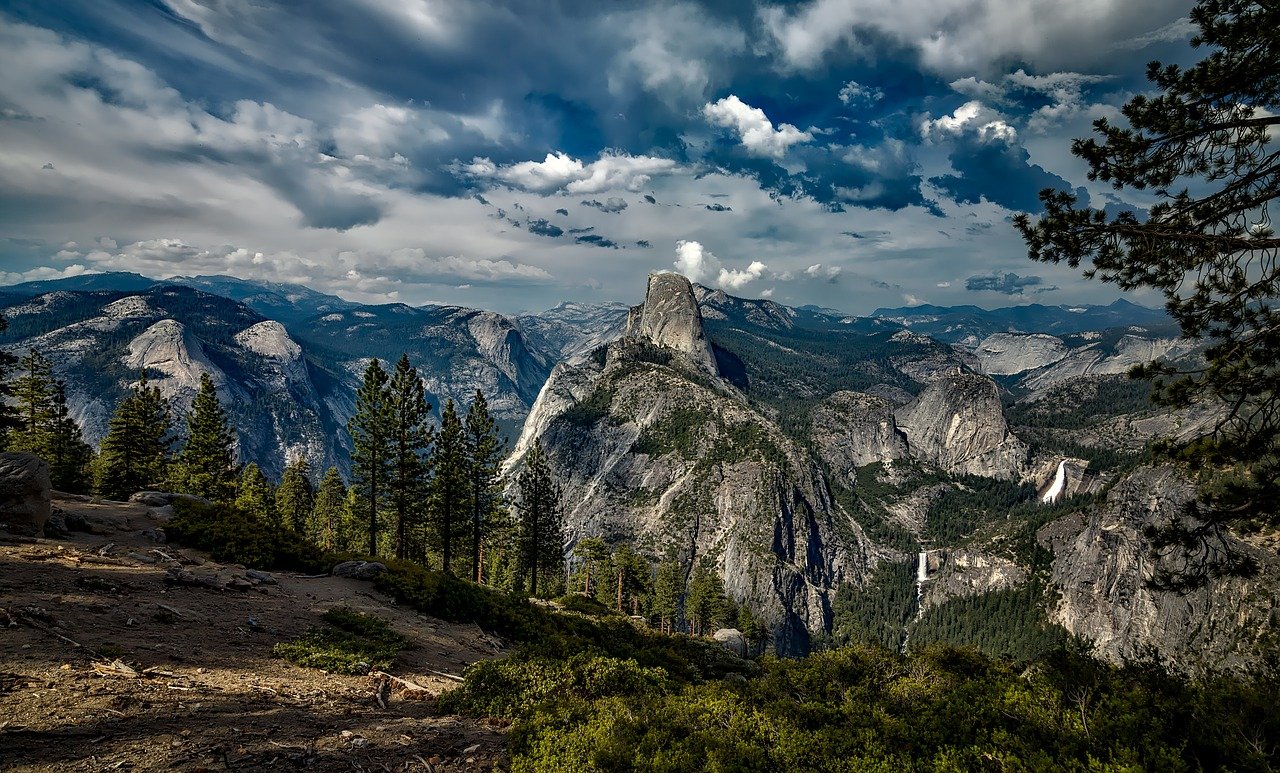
[0, 495, 509, 771]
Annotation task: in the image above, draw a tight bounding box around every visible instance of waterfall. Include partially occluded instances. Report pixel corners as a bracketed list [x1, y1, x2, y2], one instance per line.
[1042, 459, 1067, 504]
[902, 550, 930, 653]
[916, 551, 928, 583]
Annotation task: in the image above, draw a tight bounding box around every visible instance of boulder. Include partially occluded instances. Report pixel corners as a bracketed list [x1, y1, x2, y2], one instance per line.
[712, 628, 747, 658]
[44, 506, 90, 538]
[129, 491, 211, 509]
[0, 452, 52, 536]
[331, 560, 388, 581]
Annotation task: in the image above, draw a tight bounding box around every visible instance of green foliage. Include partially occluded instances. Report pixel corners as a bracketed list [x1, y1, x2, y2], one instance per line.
[911, 583, 1069, 662]
[515, 441, 564, 597]
[11, 348, 54, 449]
[684, 559, 731, 636]
[554, 593, 618, 617]
[94, 371, 172, 500]
[558, 385, 615, 428]
[0, 314, 19, 446]
[1006, 376, 1154, 430]
[272, 607, 407, 675]
[631, 408, 709, 457]
[830, 561, 916, 651]
[276, 457, 315, 534]
[309, 466, 348, 552]
[925, 476, 1037, 544]
[234, 462, 276, 524]
[1014, 0, 1280, 531]
[430, 398, 469, 573]
[465, 389, 506, 583]
[349, 357, 392, 557]
[170, 372, 237, 502]
[43, 382, 93, 493]
[460, 644, 1280, 772]
[166, 497, 328, 573]
[388, 354, 433, 562]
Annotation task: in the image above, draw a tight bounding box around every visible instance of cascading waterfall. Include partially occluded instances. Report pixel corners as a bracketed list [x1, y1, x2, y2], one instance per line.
[901, 550, 929, 653]
[1042, 459, 1068, 504]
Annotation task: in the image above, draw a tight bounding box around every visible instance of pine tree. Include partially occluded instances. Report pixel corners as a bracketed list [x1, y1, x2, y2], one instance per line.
[171, 372, 237, 502]
[1014, 0, 1280, 549]
[277, 457, 315, 534]
[430, 399, 469, 574]
[235, 463, 275, 522]
[95, 372, 172, 500]
[685, 559, 729, 636]
[465, 390, 506, 583]
[348, 359, 392, 557]
[652, 557, 684, 634]
[45, 382, 93, 493]
[310, 466, 348, 551]
[573, 536, 610, 595]
[0, 314, 19, 448]
[388, 354, 433, 562]
[611, 543, 650, 614]
[10, 348, 54, 456]
[514, 441, 563, 597]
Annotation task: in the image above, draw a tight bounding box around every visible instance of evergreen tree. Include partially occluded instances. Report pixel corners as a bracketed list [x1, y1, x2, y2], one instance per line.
[277, 457, 315, 534]
[573, 536, 611, 595]
[430, 399, 469, 574]
[45, 382, 93, 493]
[611, 543, 650, 614]
[685, 559, 729, 636]
[171, 372, 237, 502]
[10, 348, 54, 455]
[95, 372, 172, 500]
[652, 557, 684, 634]
[465, 390, 506, 583]
[0, 314, 19, 448]
[514, 441, 563, 597]
[1014, 0, 1280, 550]
[310, 466, 348, 552]
[348, 359, 392, 557]
[388, 354, 433, 562]
[235, 463, 275, 522]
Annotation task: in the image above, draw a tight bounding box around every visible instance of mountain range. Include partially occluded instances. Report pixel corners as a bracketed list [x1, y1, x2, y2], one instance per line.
[3, 270, 1274, 665]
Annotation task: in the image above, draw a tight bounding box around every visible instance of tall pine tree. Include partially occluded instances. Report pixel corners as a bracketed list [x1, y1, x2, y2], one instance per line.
[235, 463, 275, 522]
[465, 390, 505, 583]
[10, 348, 54, 455]
[652, 556, 684, 634]
[95, 372, 172, 500]
[0, 314, 21, 448]
[45, 382, 93, 493]
[171, 372, 237, 502]
[348, 359, 392, 557]
[430, 399, 469, 574]
[277, 456, 315, 534]
[388, 354, 433, 562]
[515, 441, 563, 597]
[310, 466, 347, 551]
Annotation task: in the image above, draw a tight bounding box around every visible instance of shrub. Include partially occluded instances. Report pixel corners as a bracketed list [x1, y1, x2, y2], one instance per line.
[166, 498, 330, 573]
[273, 607, 407, 675]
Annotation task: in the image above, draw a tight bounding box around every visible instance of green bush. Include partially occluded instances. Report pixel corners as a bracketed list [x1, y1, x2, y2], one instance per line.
[273, 607, 407, 675]
[554, 593, 619, 617]
[165, 498, 331, 572]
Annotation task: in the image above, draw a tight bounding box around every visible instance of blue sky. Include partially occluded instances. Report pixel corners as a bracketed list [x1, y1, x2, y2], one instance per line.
[0, 0, 1198, 313]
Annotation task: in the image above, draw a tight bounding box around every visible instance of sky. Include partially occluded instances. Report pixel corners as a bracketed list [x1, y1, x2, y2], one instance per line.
[0, 0, 1200, 314]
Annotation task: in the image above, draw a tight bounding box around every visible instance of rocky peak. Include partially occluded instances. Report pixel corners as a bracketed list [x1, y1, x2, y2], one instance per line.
[625, 272, 718, 374]
[894, 372, 1028, 478]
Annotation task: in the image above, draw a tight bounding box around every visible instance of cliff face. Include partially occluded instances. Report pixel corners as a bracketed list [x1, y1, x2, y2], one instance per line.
[510, 274, 885, 653]
[1039, 465, 1280, 670]
[808, 391, 909, 483]
[625, 273, 718, 375]
[894, 373, 1028, 479]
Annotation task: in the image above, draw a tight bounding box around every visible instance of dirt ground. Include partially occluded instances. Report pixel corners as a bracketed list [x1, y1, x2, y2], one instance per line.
[0, 495, 510, 772]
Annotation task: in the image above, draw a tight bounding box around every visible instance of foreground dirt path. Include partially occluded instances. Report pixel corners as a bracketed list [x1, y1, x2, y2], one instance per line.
[0, 495, 509, 771]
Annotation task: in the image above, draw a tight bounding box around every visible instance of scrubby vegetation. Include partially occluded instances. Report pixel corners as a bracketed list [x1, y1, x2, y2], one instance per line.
[166, 498, 330, 573]
[273, 608, 408, 675]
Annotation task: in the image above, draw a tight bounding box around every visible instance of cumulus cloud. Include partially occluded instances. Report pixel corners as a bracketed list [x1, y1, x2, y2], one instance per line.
[804, 263, 842, 282]
[462, 151, 680, 194]
[672, 240, 767, 290]
[760, 0, 1188, 76]
[702, 95, 813, 160]
[950, 69, 1111, 132]
[838, 81, 883, 106]
[920, 101, 1017, 144]
[965, 272, 1050, 295]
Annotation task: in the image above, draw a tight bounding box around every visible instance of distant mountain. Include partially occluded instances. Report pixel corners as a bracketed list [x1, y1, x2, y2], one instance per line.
[166, 275, 358, 324]
[869, 299, 1175, 344]
[517, 301, 630, 362]
[1, 272, 157, 296]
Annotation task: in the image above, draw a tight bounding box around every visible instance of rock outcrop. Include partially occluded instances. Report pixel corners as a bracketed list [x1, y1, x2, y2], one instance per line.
[922, 549, 1028, 610]
[625, 273, 718, 374]
[808, 391, 909, 483]
[974, 332, 1068, 376]
[0, 453, 52, 536]
[1040, 465, 1280, 671]
[895, 373, 1028, 478]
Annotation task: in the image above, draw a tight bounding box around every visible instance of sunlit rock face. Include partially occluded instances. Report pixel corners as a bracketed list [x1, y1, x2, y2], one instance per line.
[625, 272, 718, 375]
[895, 372, 1028, 479]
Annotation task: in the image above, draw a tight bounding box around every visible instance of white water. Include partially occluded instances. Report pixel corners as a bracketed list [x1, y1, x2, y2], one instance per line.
[1042, 459, 1067, 504]
[902, 551, 930, 653]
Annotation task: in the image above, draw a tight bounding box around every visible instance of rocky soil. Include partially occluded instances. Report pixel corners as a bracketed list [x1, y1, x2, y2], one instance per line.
[0, 495, 509, 772]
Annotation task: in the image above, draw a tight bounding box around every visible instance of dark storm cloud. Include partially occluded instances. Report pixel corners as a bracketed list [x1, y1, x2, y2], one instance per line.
[965, 272, 1050, 295]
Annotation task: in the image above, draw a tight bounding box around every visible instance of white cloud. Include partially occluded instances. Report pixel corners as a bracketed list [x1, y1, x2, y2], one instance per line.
[838, 80, 883, 106]
[604, 3, 747, 105]
[760, 0, 1187, 76]
[760, 287, 775, 298]
[702, 95, 813, 160]
[0, 264, 100, 285]
[463, 151, 681, 194]
[672, 240, 766, 290]
[920, 101, 1017, 144]
[950, 69, 1111, 133]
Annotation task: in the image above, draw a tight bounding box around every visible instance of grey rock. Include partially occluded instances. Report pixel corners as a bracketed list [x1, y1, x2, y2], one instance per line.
[141, 527, 167, 543]
[0, 452, 52, 536]
[809, 391, 909, 482]
[331, 560, 387, 580]
[895, 372, 1027, 478]
[245, 569, 277, 585]
[1041, 465, 1280, 671]
[624, 272, 718, 375]
[712, 628, 747, 658]
[974, 332, 1068, 376]
[130, 491, 171, 507]
[44, 505, 88, 538]
[922, 549, 1028, 610]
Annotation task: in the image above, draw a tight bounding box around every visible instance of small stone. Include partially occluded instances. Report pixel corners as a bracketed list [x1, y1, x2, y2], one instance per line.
[245, 569, 277, 585]
[463, 744, 481, 754]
